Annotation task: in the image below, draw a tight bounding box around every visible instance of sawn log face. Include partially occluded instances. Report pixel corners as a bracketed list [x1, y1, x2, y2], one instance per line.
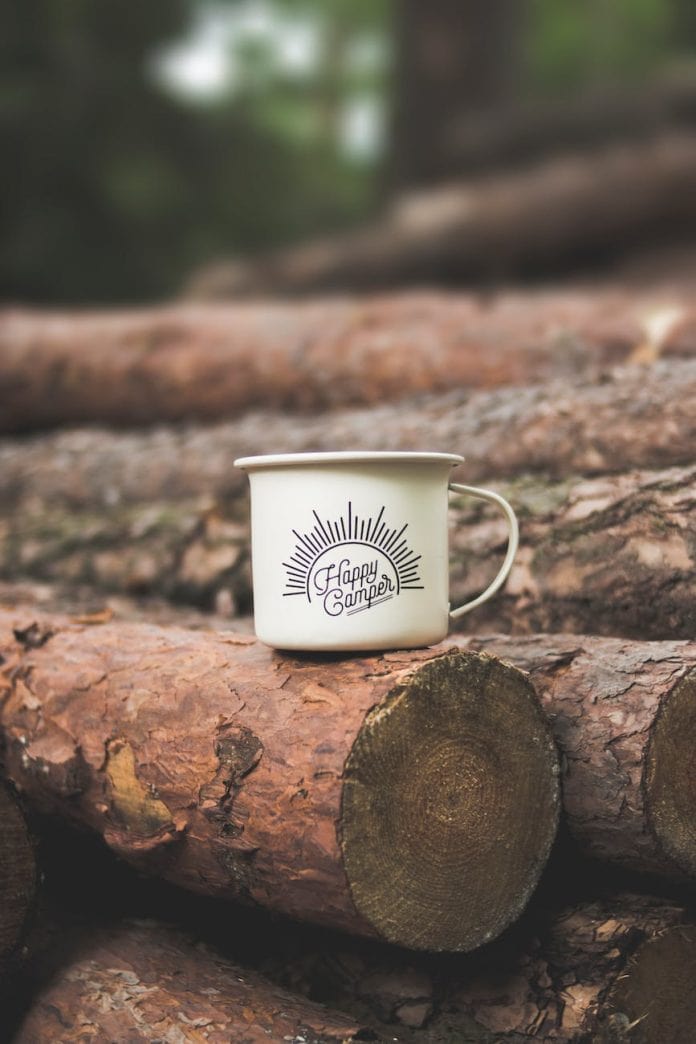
[456, 633, 696, 879]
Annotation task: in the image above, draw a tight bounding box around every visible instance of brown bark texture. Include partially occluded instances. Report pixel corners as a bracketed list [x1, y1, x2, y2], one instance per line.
[449, 463, 696, 640]
[448, 893, 696, 1041]
[0, 611, 560, 953]
[1, 288, 694, 431]
[189, 134, 696, 295]
[454, 633, 696, 881]
[14, 918, 372, 1044]
[2, 359, 694, 511]
[2, 464, 694, 640]
[230, 892, 696, 1041]
[0, 579, 255, 633]
[0, 496, 253, 617]
[0, 782, 36, 975]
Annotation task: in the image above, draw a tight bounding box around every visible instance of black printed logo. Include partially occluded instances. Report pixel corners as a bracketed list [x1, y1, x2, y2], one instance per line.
[283, 502, 423, 617]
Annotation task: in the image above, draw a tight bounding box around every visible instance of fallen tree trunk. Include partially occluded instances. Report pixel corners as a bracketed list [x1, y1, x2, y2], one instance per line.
[0, 611, 560, 953]
[13, 919, 372, 1044]
[189, 134, 696, 295]
[2, 359, 695, 511]
[1, 288, 693, 432]
[2, 465, 694, 640]
[455, 633, 696, 880]
[0, 783, 36, 979]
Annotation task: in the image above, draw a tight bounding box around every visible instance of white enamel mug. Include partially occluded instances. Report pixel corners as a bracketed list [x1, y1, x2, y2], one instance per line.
[234, 452, 518, 652]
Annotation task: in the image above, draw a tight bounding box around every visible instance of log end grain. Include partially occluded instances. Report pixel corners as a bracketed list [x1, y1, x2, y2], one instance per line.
[646, 668, 696, 876]
[340, 651, 561, 952]
[0, 782, 37, 968]
[594, 926, 696, 1043]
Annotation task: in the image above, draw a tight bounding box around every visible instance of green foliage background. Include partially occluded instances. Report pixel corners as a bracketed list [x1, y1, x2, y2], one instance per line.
[1, 0, 690, 303]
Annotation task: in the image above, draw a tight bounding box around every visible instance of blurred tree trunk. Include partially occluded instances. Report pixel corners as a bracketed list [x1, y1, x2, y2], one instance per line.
[673, 0, 696, 50]
[391, 0, 523, 188]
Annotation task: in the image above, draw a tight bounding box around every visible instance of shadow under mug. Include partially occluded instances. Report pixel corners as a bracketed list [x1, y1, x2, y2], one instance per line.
[234, 451, 519, 651]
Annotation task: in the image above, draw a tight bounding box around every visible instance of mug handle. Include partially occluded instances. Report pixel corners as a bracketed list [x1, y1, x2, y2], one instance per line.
[448, 482, 519, 619]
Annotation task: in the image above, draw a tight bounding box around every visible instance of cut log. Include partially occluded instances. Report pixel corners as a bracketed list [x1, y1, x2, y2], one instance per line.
[252, 893, 696, 1040]
[449, 894, 696, 1041]
[2, 359, 695, 513]
[2, 464, 694, 640]
[13, 918, 373, 1043]
[0, 783, 36, 976]
[1, 288, 694, 431]
[0, 611, 560, 952]
[188, 134, 696, 295]
[453, 633, 696, 880]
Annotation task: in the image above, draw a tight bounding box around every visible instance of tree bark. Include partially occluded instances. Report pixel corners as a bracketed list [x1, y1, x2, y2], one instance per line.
[448, 893, 696, 1041]
[2, 359, 694, 512]
[258, 893, 696, 1040]
[232, 892, 696, 1040]
[13, 918, 372, 1044]
[2, 465, 694, 640]
[2, 288, 694, 431]
[0, 496, 253, 616]
[449, 464, 696, 640]
[0, 783, 36, 977]
[0, 611, 560, 953]
[391, 0, 522, 187]
[453, 632, 696, 881]
[0, 578, 254, 632]
[189, 134, 696, 295]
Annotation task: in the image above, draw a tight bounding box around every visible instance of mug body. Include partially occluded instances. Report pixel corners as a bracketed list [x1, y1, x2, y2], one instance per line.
[235, 452, 463, 651]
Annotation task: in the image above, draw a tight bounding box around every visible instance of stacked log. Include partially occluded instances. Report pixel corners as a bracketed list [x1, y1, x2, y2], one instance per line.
[0, 610, 561, 953]
[256, 893, 696, 1039]
[13, 918, 373, 1043]
[455, 633, 696, 879]
[2, 287, 696, 1040]
[1, 289, 694, 431]
[1, 354, 694, 636]
[1, 462, 693, 639]
[449, 463, 696, 638]
[449, 893, 696, 1040]
[3, 614, 696, 894]
[2, 359, 695, 502]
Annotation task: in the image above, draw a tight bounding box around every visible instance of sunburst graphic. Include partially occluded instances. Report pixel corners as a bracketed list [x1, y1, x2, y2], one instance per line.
[282, 501, 423, 615]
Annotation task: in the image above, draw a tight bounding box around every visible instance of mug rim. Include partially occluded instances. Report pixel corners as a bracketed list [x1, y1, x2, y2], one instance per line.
[234, 451, 465, 470]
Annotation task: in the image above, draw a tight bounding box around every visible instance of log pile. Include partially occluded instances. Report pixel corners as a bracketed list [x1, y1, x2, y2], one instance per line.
[2, 286, 696, 1042]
